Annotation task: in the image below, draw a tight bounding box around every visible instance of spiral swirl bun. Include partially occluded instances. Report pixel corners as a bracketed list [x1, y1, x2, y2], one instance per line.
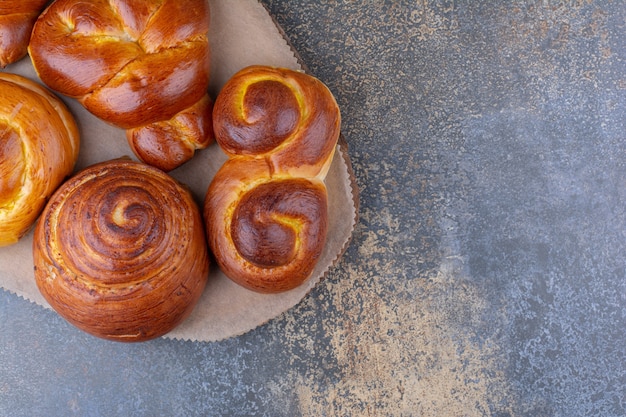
[28, 0, 214, 171]
[0, 0, 48, 67]
[0, 73, 79, 246]
[212, 66, 341, 179]
[205, 66, 340, 293]
[33, 159, 209, 342]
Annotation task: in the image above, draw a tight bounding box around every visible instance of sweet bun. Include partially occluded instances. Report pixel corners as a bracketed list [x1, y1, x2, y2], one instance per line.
[0, 0, 48, 67]
[0, 73, 79, 246]
[205, 66, 341, 293]
[28, 0, 214, 171]
[33, 159, 209, 342]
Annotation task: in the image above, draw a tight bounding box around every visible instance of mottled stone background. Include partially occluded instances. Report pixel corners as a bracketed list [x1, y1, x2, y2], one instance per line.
[1, 1, 624, 416]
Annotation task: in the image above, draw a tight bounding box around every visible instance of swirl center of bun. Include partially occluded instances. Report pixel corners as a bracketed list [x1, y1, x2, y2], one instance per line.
[232, 179, 326, 267]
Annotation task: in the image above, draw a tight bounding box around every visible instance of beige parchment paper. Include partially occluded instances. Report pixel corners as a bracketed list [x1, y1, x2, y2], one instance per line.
[0, 0, 357, 342]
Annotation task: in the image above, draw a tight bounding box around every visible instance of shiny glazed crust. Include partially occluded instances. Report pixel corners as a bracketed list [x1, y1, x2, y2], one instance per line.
[205, 66, 341, 293]
[0, 0, 48, 67]
[33, 159, 209, 342]
[28, 0, 214, 171]
[0, 73, 79, 246]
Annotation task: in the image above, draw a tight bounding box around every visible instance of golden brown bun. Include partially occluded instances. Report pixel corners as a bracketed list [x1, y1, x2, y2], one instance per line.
[0, 0, 48, 67]
[127, 94, 215, 172]
[33, 159, 209, 342]
[0, 73, 79, 246]
[205, 66, 341, 293]
[28, 0, 214, 171]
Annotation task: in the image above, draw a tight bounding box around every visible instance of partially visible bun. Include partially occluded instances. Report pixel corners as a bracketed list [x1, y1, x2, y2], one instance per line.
[0, 73, 79, 246]
[0, 0, 48, 67]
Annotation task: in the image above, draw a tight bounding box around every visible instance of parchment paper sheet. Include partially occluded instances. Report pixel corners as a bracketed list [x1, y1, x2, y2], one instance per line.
[0, 0, 357, 342]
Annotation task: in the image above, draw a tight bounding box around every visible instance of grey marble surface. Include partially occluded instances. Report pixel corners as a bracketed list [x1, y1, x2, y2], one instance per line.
[1, 1, 625, 416]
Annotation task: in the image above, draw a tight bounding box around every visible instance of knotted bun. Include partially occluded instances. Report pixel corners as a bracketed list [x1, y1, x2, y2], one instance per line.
[0, 0, 48, 67]
[28, 0, 214, 171]
[33, 159, 209, 342]
[0, 73, 79, 246]
[205, 66, 341, 293]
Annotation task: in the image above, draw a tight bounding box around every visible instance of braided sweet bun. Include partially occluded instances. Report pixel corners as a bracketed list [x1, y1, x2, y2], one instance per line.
[0, 73, 79, 246]
[28, 0, 214, 171]
[205, 66, 341, 293]
[0, 0, 48, 67]
[33, 159, 209, 342]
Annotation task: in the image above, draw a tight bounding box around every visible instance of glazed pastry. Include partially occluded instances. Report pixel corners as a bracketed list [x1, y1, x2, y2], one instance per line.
[0, 0, 48, 67]
[0, 73, 79, 246]
[33, 159, 209, 342]
[28, 0, 214, 171]
[205, 66, 341, 293]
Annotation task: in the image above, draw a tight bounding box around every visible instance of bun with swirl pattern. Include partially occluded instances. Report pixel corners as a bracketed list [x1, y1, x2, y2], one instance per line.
[205, 66, 341, 293]
[33, 159, 209, 342]
[0, 73, 79, 246]
[28, 0, 214, 171]
[0, 0, 48, 67]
